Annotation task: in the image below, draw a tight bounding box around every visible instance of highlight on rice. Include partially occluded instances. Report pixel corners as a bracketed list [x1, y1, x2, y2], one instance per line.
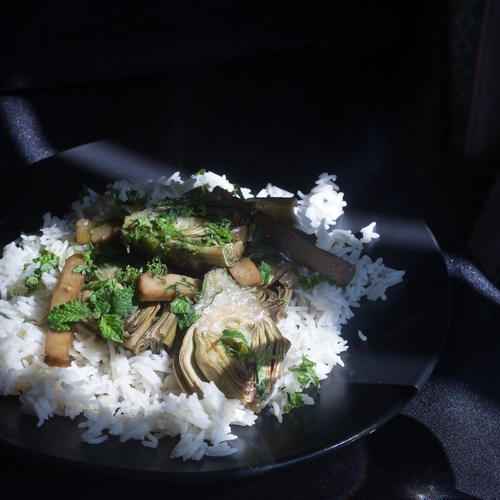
[0, 170, 405, 461]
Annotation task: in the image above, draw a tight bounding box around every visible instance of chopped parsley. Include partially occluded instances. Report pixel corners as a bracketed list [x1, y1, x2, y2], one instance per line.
[15, 250, 60, 296]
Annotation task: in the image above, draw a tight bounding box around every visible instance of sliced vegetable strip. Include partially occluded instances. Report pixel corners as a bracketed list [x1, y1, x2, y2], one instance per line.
[43, 254, 86, 368]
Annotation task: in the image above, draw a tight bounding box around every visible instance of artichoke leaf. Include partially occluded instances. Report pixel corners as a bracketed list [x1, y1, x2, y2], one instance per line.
[253, 284, 295, 322]
[122, 302, 177, 354]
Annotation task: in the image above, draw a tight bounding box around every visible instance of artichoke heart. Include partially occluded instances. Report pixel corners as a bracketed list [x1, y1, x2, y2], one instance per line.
[175, 268, 290, 412]
[122, 302, 178, 354]
[121, 207, 248, 272]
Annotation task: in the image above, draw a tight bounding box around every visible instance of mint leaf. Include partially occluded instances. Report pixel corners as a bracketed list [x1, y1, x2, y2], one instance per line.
[146, 259, 168, 277]
[98, 314, 124, 342]
[298, 274, 336, 289]
[170, 297, 200, 329]
[73, 245, 102, 280]
[46, 301, 92, 331]
[47, 277, 137, 342]
[218, 330, 282, 365]
[289, 356, 320, 392]
[114, 265, 143, 286]
[258, 261, 273, 284]
[15, 250, 60, 296]
[109, 286, 136, 318]
[284, 391, 305, 412]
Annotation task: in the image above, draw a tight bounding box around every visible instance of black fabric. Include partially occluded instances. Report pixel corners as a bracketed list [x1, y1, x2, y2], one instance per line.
[1, 3, 499, 499]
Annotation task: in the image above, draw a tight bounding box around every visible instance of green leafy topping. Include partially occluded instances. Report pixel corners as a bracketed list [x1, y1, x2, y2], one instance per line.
[218, 329, 282, 399]
[108, 286, 137, 318]
[218, 330, 282, 364]
[156, 196, 209, 218]
[232, 183, 245, 199]
[15, 250, 60, 296]
[114, 265, 143, 286]
[218, 329, 250, 357]
[161, 277, 201, 329]
[204, 219, 235, 246]
[98, 314, 125, 342]
[289, 356, 320, 391]
[258, 261, 273, 285]
[73, 245, 102, 280]
[298, 273, 336, 289]
[146, 258, 168, 277]
[284, 391, 305, 412]
[46, 278, 137, 342]
[125, 205, 236, 252]
[46, 301, 92, 331]
[256, 364, 269, 400]
[167, 277, 200, 297]
[110, 188, 151, 216]
[170, 296, 200, 329]
[84, 279, 137, 319]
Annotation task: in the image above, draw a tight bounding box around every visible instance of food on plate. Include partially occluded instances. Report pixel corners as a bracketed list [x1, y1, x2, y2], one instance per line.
[0, 170, 405, 460]
[175, 268, 291, 413]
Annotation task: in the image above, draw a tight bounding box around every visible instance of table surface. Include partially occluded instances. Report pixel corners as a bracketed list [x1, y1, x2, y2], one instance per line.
[1, 4, 499, 499]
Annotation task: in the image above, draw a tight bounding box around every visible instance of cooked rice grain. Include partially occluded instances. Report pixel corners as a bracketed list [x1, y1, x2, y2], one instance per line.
[0, 171, 404, 460]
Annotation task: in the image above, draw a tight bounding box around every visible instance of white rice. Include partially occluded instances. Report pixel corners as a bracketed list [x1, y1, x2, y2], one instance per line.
[0, 171, 404, 460]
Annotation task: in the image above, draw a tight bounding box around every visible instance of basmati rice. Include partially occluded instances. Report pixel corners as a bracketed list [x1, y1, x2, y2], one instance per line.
[0, 171, 404, 460]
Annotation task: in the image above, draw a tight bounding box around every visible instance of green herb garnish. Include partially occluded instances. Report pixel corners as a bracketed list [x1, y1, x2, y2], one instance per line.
[46, 301, 92, 331]
[110, 188, 151, 217]
[73, 245, 102, 280]
[258, 261, 273, 284]
[218, 329, 282, 399]
[15, 250, 60, 296]
[114, 265, 143, 286]
[46, 279, 137, 342]
[298, 274, 336, 289]
[232, 183, 245, 199]
[170, 296, 200, 329]
[289, 356, 320, 391]
[284, 391, 305, 412]
[146, 258, 168, 277]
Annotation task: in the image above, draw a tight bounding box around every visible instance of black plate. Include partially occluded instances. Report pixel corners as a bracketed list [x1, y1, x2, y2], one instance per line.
[0, 139, 451, 482]
[0, 46, 450, 482]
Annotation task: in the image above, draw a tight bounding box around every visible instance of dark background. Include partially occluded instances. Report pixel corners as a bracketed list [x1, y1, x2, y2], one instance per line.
[1, 1, 498, 248]
[1, 1, 499, 499]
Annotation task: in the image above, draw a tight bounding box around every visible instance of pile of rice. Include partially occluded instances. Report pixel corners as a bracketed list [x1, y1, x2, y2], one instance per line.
[0, 171, 405, 460]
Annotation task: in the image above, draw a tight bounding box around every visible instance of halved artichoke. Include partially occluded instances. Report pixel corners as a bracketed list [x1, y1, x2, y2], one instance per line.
[174, 268, 290, 412]
[121, 207, 249, 272]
